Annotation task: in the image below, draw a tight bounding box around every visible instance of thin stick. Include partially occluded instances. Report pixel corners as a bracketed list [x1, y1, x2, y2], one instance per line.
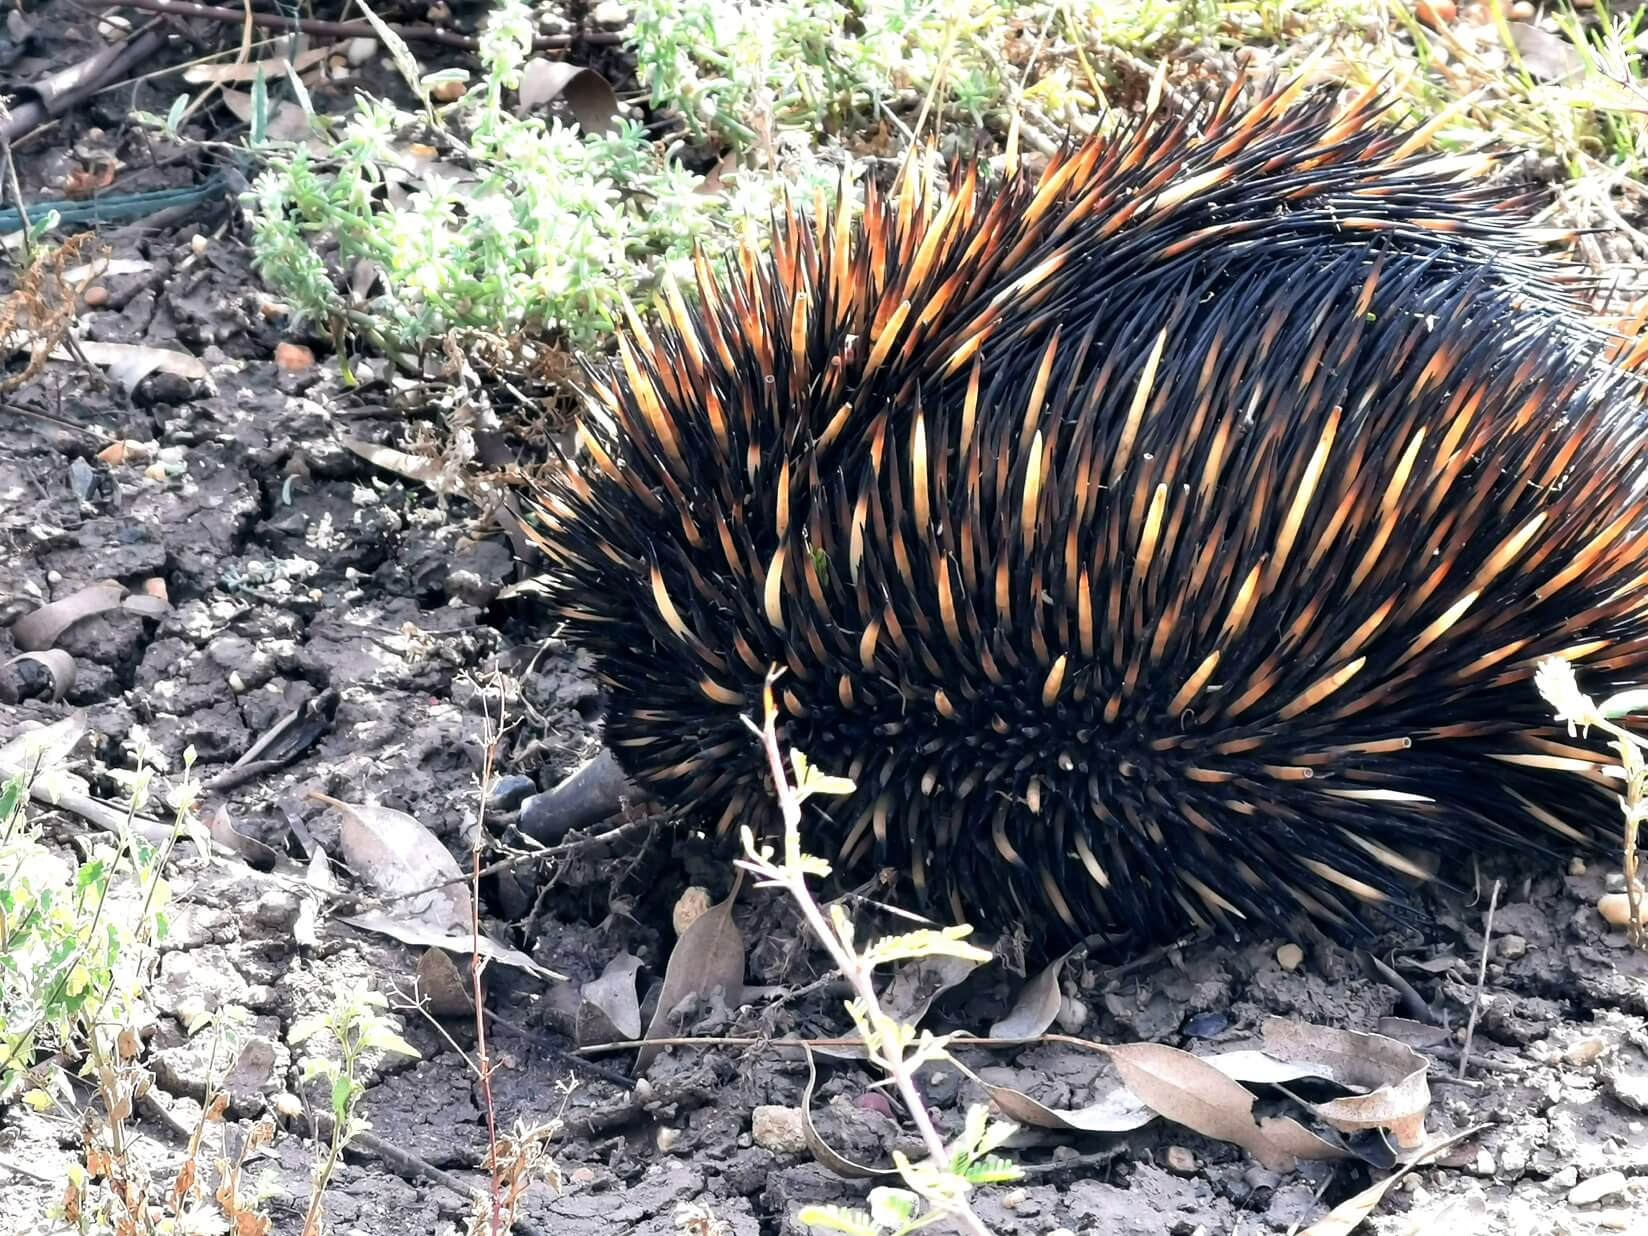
[1457, 878, 1501, 1080]
[470, 681, 511, 1236]
[97, 0, 622, 50]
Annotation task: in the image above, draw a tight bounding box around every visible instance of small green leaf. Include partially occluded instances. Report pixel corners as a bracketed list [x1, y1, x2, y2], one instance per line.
[22, 1088, 53, 1111]
[165, 93, 190, 136]
[796, 1204, 877, 1236]
[962, 1155, 1022, 1184]
[0, 773, 23, 821]
[288, 1014, 328, 1046]
[249, 68, 269, 146]
[330, 1073, 355, 1121]
[360, 1025, 420, 1059]
[867, 1187, 920, 1226]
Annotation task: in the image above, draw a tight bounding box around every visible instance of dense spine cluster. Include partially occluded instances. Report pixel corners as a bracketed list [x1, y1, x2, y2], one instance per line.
[531, 77, 1648, 952]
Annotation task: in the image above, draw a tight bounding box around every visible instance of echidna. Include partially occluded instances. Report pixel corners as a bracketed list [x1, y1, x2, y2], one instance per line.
[527, 77, 1648, 954]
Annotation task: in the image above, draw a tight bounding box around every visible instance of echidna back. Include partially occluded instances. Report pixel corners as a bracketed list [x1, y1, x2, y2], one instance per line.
[534, 79, 1648, 953]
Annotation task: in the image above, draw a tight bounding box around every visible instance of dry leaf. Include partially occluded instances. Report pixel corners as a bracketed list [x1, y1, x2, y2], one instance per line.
[1262, 1018, 1431, 1149]
[0, 710, 89, 779]
[11, 581, 170, 651]
[1298, 1126, 1485, 1235]
[183, 43, 339, 84]
[815, 948, 983, 1062]
[1105, 1041, 1299, 1173]
[970, 1047, 1343, 1139]
[797, 1043, 900, 1181]
[202, 804, 278, 870]
[310, 791, 471, 932]
[576, 951, 643, 1045]
[634, 889, 745, 1076]
[417, 947, 474, 1018]
[51, 340, 211, 395]
[989, 947, 1074, 1040]
[339, 908, 563, 980]
[1505, 21, 1584, 83]
[2, 649, 76, 702]
[62, 257, 152, 284]
[974, 1069, 1159, 1135]
[517, 59, 620, 134]
[220, 86, 327, 153]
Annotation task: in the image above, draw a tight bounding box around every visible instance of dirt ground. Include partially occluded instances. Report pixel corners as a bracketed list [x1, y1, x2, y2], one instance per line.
[5, 5, 1648, 1236]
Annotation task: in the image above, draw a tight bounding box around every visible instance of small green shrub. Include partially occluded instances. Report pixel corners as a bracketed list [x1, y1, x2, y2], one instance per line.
[628, 0, 1029, 148]
[0, 748, 182, 1105]
[247, 0, 836, 375]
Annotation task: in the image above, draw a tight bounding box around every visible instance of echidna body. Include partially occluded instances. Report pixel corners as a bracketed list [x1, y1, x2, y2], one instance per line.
[531, 79, 1648, 953]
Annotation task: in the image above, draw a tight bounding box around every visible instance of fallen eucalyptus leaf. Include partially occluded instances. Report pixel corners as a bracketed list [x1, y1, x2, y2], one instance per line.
[517, 59, 620, 133]
[339, 908, 563, 981]
[989, 947, 1074, 1040]
[10, 581, 170, 651]
[634, 887, 745, 1076]
[1105, 1041, 1299, 1173]
[577, 951, 644, 1045]
[1262, 1018, 1431, 1149]
[64, 340, 212, 394]
[0, 709, 88, 779]
[309, 791, 470, 933]
[417, 947, 475, 1018]
[183, 43, 339, 84]
[2, 649, 76, 702]
[798, 1043, 900, 1181]
[1298, 1125, 1485, 1235]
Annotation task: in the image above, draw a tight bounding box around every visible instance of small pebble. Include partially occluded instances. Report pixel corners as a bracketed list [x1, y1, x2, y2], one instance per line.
[1165, 1145, 1197, 1175]
[1597, 1210, 1632, 1231]
[1277, 943, 1304, 971]
[999, 1188, 1027, 1211]
[1500, 1142, 1528, 1175]
[430, 77, 466, 103]
[1497, 933, 1528, 960]
[144, 462, 169, 482]
[427, 0, 450, 18]
[1055, 993, 1088, 1033]
[655, 1126, 681, 1152]
[1471, 1148, 1495, 1177]
[673, 886, 712, 935]
[751, 1105, 807, 1155]
[142, 577, 168, 602]
[592, 0, 629, 25]
[1569, 856, 1587, 876]
[1415, 0, 1456, 27]
[1599, 892, 1639, 927]
[1570, 1170, 1627, 1207]
[855, 1091, 894, 1119]
[83, 284, 108, 307]
[1565, 1036, 1606, 1066]
[189, 233, 208, 256]
[275, 341, 315, 371]
[1552, 1165, 1580, 1190]
[346, 36, 377, 64]
[570, 1167, 596, 1185]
